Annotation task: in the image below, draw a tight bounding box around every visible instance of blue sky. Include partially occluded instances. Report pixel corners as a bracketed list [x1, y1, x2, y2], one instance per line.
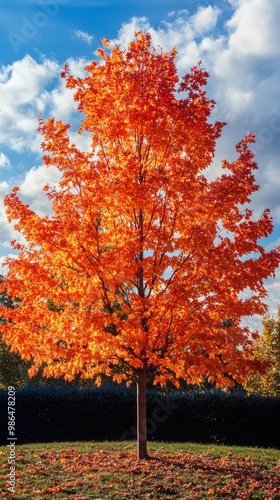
[0, 0, 280, 329]
[0, 0, 230, 65]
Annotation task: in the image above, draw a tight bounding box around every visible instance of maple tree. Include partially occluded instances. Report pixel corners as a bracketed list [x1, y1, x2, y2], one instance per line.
[246, 306, 280, 397]
[1, 32, 280, 459]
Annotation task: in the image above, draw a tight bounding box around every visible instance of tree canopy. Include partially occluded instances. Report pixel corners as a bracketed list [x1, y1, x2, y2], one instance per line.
[1, 32, 280, 458]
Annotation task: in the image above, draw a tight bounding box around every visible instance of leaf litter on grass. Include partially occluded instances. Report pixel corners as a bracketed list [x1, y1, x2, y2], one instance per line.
[0, 448, 280, 499]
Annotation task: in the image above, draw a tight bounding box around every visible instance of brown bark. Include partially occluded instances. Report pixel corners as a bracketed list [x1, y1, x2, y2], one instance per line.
[136, 367, 148, 459]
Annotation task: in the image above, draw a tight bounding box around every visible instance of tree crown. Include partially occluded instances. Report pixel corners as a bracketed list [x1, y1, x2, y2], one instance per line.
[1, 32, 280, 388]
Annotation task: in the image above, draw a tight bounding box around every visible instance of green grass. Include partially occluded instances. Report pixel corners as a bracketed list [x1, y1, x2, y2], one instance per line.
[0, 441, 280, 499]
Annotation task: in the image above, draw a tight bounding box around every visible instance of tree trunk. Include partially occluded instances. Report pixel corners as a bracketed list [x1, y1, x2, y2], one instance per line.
[136, 367, 148, 459]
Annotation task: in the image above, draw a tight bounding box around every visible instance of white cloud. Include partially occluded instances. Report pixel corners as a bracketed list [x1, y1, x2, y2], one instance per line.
[227, 0, 280, 57]
[19, 164, 61, 216]
[167, 9, 188, 18]
[74, 30, 94, 45]
[0, 153, 11, 169]
[0, 55, 58, 105]
[48, 57, 89, 122]
[0, 55, 91, 154]
[191, 5, 220, 34]
[0, 181, 9, 192]
[0, 55, 59, 153]
[48, 82, 77, 123]
[67, 57, 89, 78]
[20, 164, 60, 197]
[0, 165, 61, 256]
[111, 16, 152, 48]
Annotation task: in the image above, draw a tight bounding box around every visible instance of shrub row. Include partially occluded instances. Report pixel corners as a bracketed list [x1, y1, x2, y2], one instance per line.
[1, 383, 279, 448]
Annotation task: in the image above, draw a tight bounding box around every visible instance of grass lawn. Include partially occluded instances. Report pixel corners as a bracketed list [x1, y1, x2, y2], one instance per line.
[0, 441, 280, 499]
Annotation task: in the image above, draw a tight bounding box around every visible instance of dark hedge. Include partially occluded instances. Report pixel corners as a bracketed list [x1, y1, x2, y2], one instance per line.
[1, 384, 279, 448]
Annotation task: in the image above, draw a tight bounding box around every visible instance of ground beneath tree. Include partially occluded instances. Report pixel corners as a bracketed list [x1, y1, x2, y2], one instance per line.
[1, 448, 280, 499]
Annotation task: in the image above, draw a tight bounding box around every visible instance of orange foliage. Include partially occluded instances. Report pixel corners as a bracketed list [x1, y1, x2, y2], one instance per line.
[1, 32, 280, 388]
